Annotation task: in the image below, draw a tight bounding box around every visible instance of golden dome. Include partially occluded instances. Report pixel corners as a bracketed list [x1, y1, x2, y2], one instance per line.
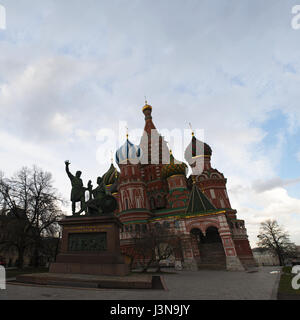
[142, 99, 152, 112]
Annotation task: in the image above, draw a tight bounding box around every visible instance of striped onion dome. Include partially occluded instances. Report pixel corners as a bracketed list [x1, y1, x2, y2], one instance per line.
[184, 135, 212, 166]
[161, 151, 188, 179]
[102, 163, 120, 186]
[115, 138, 141, 165]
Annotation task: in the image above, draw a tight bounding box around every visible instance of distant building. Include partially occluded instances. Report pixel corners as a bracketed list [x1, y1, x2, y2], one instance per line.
[252, 246, 300, 266]
[292, 246, 300, 265]
[102, 102, 256, 271]
[252, 248, 279, 266]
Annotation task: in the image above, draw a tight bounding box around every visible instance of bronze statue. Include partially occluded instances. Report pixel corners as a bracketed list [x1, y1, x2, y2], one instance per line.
[85, 177, 107, 215]
[85, 177, 118, 215]
[64, 161, 118, 216]
[65, 160, 87, 215]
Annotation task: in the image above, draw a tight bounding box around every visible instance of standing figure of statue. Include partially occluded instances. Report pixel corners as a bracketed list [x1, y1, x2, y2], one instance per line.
[65, 160, 87, 215]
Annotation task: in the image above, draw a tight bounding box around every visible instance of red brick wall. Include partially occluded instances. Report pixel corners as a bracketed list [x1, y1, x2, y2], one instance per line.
[234, 239, 253, 257]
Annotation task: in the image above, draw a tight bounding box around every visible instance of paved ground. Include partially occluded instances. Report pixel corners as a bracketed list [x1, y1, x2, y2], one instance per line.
[0, 266, 281, 300]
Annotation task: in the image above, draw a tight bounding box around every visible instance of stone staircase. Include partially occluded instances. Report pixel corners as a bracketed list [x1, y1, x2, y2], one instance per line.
[197, 242, 226, 270]
[239, 256, 258, 269]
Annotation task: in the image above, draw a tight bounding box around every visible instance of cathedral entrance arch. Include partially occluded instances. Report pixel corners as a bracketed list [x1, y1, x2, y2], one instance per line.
[190, 228, 205, 243]
[205, 226, 222, 243]
[190, 226, 226, 269]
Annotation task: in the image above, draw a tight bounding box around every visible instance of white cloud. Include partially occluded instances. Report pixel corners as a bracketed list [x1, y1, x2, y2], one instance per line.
[252, 177, 300, 193]
[229, 184, 300, 245]
[0, 131, 58, 167]
[75, 129, 92, 140]
[0, 0, 300, 246]
[51, 113, 73, 135]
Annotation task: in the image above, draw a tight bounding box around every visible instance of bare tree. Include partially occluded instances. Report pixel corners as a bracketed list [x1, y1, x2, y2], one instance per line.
[0, 167, 64, 268]
[257, 219, 297, 266]
[129, 224, 182, 272]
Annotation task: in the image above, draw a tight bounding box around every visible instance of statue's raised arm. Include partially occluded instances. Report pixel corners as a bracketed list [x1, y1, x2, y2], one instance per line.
[65, 160, 74, 180]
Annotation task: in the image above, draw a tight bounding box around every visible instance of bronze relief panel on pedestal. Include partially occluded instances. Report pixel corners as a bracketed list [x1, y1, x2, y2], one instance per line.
[68, 232, 107, 252]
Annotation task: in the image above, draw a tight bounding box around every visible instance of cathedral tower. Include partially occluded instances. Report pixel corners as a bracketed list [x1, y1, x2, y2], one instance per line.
[115, 136, 150, 223]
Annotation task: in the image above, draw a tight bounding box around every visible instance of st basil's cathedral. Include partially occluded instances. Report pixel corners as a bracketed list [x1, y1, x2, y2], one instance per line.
[102, 102, 256, 270]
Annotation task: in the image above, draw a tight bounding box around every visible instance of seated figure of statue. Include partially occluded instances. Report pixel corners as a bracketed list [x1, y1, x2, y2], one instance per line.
[86, 177, 118, 215]
[86, 177, 107, 215]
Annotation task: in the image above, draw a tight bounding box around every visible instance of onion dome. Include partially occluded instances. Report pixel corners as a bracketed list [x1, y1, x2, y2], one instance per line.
[115, 138, 141, 165]
[184, 134, 212, 166]
[142, 100, 153, 120]
[142, 102, 152, 112]
[161, 151, 188, 179]
[102, 163, 120, 186]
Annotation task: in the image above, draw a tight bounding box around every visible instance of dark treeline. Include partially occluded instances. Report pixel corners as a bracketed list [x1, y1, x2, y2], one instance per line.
[0, 166, 64, 268]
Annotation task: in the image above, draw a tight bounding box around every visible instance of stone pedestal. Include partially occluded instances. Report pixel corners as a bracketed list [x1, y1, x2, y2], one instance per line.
[50, 215, 129, 276]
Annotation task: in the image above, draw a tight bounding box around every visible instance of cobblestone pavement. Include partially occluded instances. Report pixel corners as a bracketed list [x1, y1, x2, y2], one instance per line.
[0, 266, 281, 300]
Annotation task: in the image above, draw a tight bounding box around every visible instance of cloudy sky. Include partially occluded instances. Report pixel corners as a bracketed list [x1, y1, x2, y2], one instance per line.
[0, 0, 300, 247]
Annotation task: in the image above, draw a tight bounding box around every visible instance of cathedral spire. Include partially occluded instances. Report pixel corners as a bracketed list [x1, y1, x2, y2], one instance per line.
[189, 122, 195, 137]
[142, 100, 153, 121]
[140, 102, 169, 165]
[142, 100, 156, 135]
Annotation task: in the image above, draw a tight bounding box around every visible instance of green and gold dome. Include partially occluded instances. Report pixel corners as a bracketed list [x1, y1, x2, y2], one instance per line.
[161, 151, 188, 179]
[102, 163, 120, 186]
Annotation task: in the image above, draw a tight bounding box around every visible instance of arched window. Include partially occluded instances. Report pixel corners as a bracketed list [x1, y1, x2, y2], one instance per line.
[136, 197, 141, 208]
